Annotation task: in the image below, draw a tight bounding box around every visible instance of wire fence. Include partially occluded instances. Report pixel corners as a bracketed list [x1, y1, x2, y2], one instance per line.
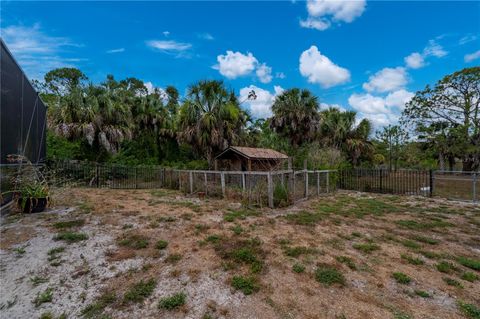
[433, 171, 478, 202]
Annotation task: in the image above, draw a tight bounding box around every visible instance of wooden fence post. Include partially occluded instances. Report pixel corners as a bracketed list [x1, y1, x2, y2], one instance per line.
[204, 172, 208, 195]
[221, 172, 225, 198]
[429, 169, 434, 197]
[242, 173, 246, 192]
[267, 172, 274, 208]
[189, 171, 193, 194]
[304, 170, 308, 199]
[326, 171, 330, 193]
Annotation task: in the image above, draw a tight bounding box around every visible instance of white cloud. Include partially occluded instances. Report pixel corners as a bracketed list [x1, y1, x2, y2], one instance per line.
[299, 45, 350, 88]
[423, 39, 447, 58]
[300, 0, 366, 31]
[239, 85, 284, 119]
[1, 23, 82, 79]
[256, 63, 273, 83]
[348, 93, 388, 114]
[404, 52, 424, 69]
[385, 89, 414, 109]
[214, 51, 258, 79]
[465, 50, 480, 63]
[146, 40, 192, 52]
[197, 33, 214, 40]
[163, 31, 170, 37]
[106, 48, 125, 54]
[275, 72, 286, 79]
[363, 67, 408, 93]
[319, 102, 346, 112]
[459, 34, 477, 45]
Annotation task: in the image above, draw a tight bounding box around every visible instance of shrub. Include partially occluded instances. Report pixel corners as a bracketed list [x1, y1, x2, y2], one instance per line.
[392, 272, 411, 284]
[231, 276, 259, 295]
[315, 264, 345, 286]
[123, 279, 156, 303]
[457, 301, 480, 319]
[292, 263, 306, 273]
[54, 232, 88, 243]
[461, 272, 479, 282]
[155, 240, 168, 250]
[273, 183, 290, 207]
[436, 261, 457, 274]
[158, 292, 186, 310]
[457, 257, 480, 271]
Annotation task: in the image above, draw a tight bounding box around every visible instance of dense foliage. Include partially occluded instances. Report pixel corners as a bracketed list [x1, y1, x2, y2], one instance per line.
[38, 66, 479, 170]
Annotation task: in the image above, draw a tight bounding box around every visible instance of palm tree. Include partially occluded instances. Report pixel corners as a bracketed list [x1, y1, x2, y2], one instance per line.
[270, 88, 320, 149]
[177, 80, 247, 166]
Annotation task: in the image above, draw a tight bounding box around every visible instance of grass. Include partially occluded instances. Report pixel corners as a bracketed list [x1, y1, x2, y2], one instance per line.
[436, 261, 457, 274]
[401, 254, 424, 265]
[461, 272, 479, 282]
[230, 224, 244, 235]
[155, 240, 168, 250]
[165, 253, 182, 264]
[457, 257, 480, 271]
[30, 275, 49, 286]
[231, 276, 259, 295]
[54, 232, 88, 243]
[224, 208, 260, 222]
[123, 279, 156, 303]
[414, 290, 430, 298]
[353, 242, 380, 254]
[401, 240, 421, 250]
[81, 292, 116, 318]
[214, 237, 264, 274]
[118, 234, 149, 249]
[314, 264, 345, 287]
[411, 235, 439, 245]
[53, 219, 85, 229]
[443, 277, 463, 288]
[392, 272, 411, 284]
[335, 256, 357, 270]
[457, 301, 480, 319]
[158, 292, 186, 310]
[292, 263, 306, 273]
[33, 288, 53, 307]
[284, 210, 324, 226]
[283, 246, 317, 258]
[395, 220, 452, 230]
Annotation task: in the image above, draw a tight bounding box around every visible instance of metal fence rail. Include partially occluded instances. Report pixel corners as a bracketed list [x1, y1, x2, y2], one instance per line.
[433, 171, 478, 202]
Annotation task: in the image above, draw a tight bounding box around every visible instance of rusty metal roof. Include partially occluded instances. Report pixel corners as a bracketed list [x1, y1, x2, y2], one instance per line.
[216, 146, 289, 160]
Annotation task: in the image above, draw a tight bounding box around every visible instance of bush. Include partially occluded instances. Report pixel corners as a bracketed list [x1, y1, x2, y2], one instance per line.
[158, 292, 186, 310]
[273, 183, 290, 207]
[231, 276, 259, 295]
[54, 232, 88, 243]
[315, 264, 345, 286]
[292, 263, 306, 273]
[392, 272, 411, 284]
[155, 240, 168, 250]
[123, 279, 156, 303]
[457, 257, 480, 271]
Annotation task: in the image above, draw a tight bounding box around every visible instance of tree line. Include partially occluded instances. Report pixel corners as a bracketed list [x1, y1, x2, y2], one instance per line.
[35, 66, 479, 171]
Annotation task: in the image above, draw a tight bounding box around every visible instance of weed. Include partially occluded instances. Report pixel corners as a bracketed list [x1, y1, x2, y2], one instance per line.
[457, 301, 480, 319]
[335, 256, 357, 270]
[436, 261, 457, 274]
[443, 277, 463, 288]
[395, 220, 452, 230]
[353, 243, 380, 254]
[53, 219, 85, 229]
[401, 240, 421, 250]
[214, 237, 264, 274]
[230, 225, 243, 235]
[412, 235, 439, 245]
[30, 276, 48, 286]
[194, 224, 209, 234]
[284, 210, 323, 226]
[158, 216, 176, 222]
[165, 254, 182, 264]
[315, 264, 345, 286]
[81, 292, 116, 318]
[419, 250, 443, 259]
[392, 272, 411, 284]
[457, 257, 480, 271]
[401, 254, 424, 265]
[124, 279, 156, 303]
[13, 246, 26, 256]
[284, 246, 316, 258]
[231, 276, 259, 295]
[54, 232, 88, 243]
[33, 288, 53, 307]
[118, 234, 149, 249]
[158, 292, 186, 310]
[205, 235, 222, 244]
[414, 290, 430, 298]
[155, 240, 168, 250]
[461, 272, 479, 282]
[224, 208, 259, 222]
[292, 263, 306, 273]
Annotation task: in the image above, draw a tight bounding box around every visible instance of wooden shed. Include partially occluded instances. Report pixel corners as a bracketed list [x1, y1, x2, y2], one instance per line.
[214, 146, 289, 171]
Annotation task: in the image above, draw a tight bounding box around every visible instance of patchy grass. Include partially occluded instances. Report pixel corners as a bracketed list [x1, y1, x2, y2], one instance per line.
[231, 276, 259, 295]
[395, 220, 453, 230]
[443, 277, 463, 288]
[457, 257, 480, 271]
[54, 232, 88, 243]
[335, 256, 357, 270]
[401, 240, 421, 250]
[118, 234, 149, 249]
[411, 235, 439, 245]
[353, 242, 380, 254]
[53, 219, 85, 229]
[315, 264, 345, 287]
[213, 237, 264, 274]
[155, 240, 168, 250]
[230, 224, 244, 235]
[30, 276, 48, 286]
[165, 254, 183, 264]
[33, 288, 53, 307]
[457, 301, 480, 319]
[123, 279, 156, 303]
[81, 292, 116, 318]
[292, 263, 306, 273]
[461, 272, 479, 282]
[283, 246, 317, 258]
[158, 292, 186, 310]
[392, 272, 411, 284]
[414, 290, 430, 298]
[401, 254, 424, 265]
[436, 261, 457, 274]
[224, 208, 260, 222]
[284, 210, 323, 226]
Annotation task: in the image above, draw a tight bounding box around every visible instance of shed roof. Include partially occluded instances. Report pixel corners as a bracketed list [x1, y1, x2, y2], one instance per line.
[215, 146, 288, 160]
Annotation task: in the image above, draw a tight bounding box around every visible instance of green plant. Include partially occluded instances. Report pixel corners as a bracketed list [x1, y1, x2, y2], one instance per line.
[436, 261, 457, 274]
[335, 256, 357, 270]
[315, 264, 345, 286]
[81, 292, 116, 318]
[443, 277, 463, 288]
[30, 276, 49, 286]
[123, 279, 156, 303]
[401, 240, 421, 250]
[284, 246, 316, 258]
[17, 182, 50, 212]
[461, 272, 479, 282]
[457, 301, 480, 319]
[33, 288, 54, 307]
[53, 219, 85, 229]
[158, 292, 186, 310]
[392, 272, 411, 284]
[118, 234, 149, 249]
[414, 290, 430, 298]
[54, 232, 88, 243]
[401, 254, 424, 265]
[155, 240, 168, 250]
[284, 210, 323, 226]
[292, 263, 306, 273]
[412, 235, 439, 245]
[231, 276, 259, 295]
[165, 254, 182, 264]
[230, 225, 243, 235]
[273, 183, 290, 207]
[353, 242, 380, 254]
[457, 257, 480, 271]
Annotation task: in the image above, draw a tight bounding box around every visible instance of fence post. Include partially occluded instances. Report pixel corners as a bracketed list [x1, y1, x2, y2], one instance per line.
[304, 170, 308, 199]
[267, 172, 274, 208]
[326, 171, 330, 193]
[379, 169, 383, 193]
[204, 172, 208, 195]
[221, 172, 225, 198]
[242, 173, 246, 192]
[189, 171, 193, 194]
[317, 171, 320, 195]
[134, 167, 138, 189]
[95, 164, 100, 188]
[473, 172, 477, 203]
[429, 169, 434, 197]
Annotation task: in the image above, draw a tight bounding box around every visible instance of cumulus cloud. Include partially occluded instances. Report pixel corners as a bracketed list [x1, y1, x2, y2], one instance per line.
[423, 39, 447, 58]
[256, 63, 273, 83]
[146, 40, 192, 52]
[319, 102, 346, 112]
[214, 51, 274, 83]
[348, 89, 413, 127]
[239, 85, 284, 118]
[106, 48, 125, 54]
[299, 45, 350, 88]
[363, 67, 408, 93]
[465, 50, 480, 63]
[404, 52, 424, 69]
[1, 23, 83, 79]
[300, 0, 366, 31]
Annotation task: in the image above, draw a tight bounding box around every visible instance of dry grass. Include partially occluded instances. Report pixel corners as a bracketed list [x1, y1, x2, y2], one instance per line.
[1, 188, 479, 319]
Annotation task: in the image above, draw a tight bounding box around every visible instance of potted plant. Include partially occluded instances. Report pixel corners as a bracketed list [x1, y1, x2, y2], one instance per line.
[17, 182, 50, 213]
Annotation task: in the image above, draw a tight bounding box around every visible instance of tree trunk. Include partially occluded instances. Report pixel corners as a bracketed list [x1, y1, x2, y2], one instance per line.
[438, 153, 445, 171]
[448, 156, 455, 171]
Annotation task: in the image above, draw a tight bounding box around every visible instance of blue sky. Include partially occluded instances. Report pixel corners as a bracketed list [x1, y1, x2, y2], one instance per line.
[2, 1, 479, 128]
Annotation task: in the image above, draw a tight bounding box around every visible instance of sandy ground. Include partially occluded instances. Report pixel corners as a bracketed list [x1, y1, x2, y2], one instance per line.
[0, 188, 479, 319]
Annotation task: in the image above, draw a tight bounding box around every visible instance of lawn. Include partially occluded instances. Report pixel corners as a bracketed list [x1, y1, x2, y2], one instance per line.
[0, 188, 479, 319]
